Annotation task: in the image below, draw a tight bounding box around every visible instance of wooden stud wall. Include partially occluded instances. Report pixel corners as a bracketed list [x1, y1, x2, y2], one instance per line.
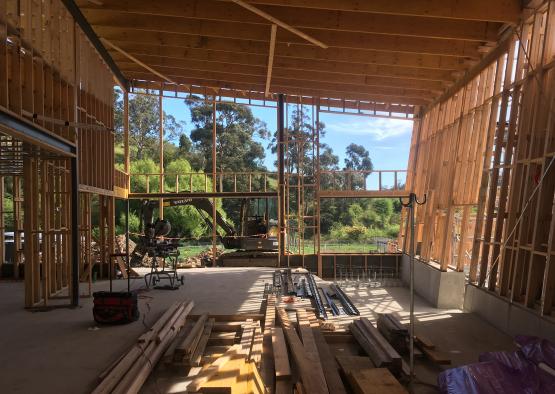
[1, 0, 116, 306]
[404, 0, 555, 317]
[76, 29, 115, 191]
[405, 56, 498, 269]
[1, 0, 115, 192]
[22, 156, 71, 306]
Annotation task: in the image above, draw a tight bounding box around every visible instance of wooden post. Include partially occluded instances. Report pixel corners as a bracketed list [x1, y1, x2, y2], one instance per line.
[159, 93, 164, 218]
[13, 176, 22, 279]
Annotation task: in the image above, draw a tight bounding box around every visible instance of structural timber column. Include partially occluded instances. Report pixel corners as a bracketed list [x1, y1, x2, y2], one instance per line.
[277, 94, 286, 264]
[71, 156, 79, 306]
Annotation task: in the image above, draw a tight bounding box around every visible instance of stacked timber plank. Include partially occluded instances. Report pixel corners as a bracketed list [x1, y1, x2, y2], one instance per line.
[350, 317, 402, 374]
[186, 315, 267, 393]
[377, 313, 451, 365]
[93, 300, 194, 394]
[377, 314, 409, 353]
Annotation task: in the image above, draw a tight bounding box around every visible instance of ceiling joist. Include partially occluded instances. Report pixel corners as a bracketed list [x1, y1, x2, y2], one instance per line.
[83, 12, 483, 58]
[72, 0, 523, 109]
[221, 0, 521, 23]
[101, 38, 178, 85]
[230, 0, 328, 48]
[265, 24, 277, 96]
[77, 0, 502, 42]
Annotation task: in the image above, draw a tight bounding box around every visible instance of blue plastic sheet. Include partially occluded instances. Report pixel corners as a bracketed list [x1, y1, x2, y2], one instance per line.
[438, 336, 555, 394]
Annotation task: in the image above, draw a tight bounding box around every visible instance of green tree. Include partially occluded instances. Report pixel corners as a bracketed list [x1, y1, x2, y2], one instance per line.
[344, 143, 373, 190]
[186, 99, 269, 224]
[113, 92, 185, 161]
[187, 100, 268, 173]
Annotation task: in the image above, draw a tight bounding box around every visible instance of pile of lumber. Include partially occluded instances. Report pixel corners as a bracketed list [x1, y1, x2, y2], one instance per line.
[415, 332, 451, 365]
[350, 317, 402, 374]
[93, 300, 194, 394]
[273, 307, 346, 394]
[163, 313, 213, 367]
[377, 313, 451, 365]
[377, 314, 409, 353]
[266, 303, 408, 394]
[184, 315, 266, 393]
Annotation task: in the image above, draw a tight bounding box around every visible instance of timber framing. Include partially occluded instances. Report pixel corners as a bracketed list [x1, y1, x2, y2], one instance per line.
[0, 0, 117, 307]
[73, 0, 521, 110]
[3, 0, 554, 322]
[402, 0, 555, 318]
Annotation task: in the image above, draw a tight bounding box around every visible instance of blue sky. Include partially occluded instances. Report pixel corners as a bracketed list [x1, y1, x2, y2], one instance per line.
[163, 98, 413, 180]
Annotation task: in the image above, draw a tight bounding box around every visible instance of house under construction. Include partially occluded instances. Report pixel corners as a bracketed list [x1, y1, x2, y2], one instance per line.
[0, 1, 554, 393]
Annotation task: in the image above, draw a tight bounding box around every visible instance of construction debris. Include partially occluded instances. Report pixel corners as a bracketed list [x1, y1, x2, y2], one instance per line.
[176, 247, 224, 268]
[92, 300, 193, 394]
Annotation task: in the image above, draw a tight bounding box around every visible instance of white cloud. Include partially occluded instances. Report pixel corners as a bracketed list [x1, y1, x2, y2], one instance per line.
[325, 117, 413, 141]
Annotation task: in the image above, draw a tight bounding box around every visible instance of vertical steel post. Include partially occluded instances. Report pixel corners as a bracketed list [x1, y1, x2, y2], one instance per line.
[212, 99, 217, 266]
[277, 94, 286, 264]
[409, 197, 415, 383]
[159, 94, 164, 218]
[126, 198, 130, 292]
[70, 156, 79, 306]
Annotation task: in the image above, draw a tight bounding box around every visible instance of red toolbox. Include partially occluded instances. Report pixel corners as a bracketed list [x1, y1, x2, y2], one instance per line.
[92, 291, 139, 325]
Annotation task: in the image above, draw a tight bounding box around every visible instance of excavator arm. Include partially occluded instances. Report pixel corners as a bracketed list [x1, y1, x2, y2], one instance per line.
[163, 198, 236, 236]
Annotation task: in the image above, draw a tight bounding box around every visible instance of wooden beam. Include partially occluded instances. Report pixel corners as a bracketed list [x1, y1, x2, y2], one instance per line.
[272, 327, 291, 380]
[120, 68, 437, 100]
[77, 0, 501, 42]
[430, 29, 513, 108]
[100, 38, 177, 85]
[223, 0, 522, 23]
[296, 310, 328, 393]
[230, 0, 327, 48]
[130, 80, 416, 117]
[265, 24, 277, 97]
[111, 55, 449, 91]
[84, 12, 482, 58]
[106, 44, 457, 81]
[61, 0, 128, 89]
[124, 71, 433, 106]
[95, 29, 469, 71]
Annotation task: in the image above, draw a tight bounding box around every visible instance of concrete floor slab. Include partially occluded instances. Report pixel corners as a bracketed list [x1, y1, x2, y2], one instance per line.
[0, 268, 516, 394]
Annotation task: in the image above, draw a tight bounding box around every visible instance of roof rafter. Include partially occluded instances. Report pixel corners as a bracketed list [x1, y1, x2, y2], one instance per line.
[230, 0, 327, 48]
[128, 73, 431, 106]
[265, 24, 277, 96]
[83, 11, 483, 58]
[104, 41, 461, 81]
[96, 30, 469, 71]
[76, 0, 502, 42]
[111, 55, 449, 91]
[121, 68, 437, 101]
[223, 0, 521, 23]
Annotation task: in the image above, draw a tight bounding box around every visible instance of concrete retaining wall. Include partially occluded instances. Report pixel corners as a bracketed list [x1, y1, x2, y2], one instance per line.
[401, 254, 466, 309]
[464, 284, 555, 343]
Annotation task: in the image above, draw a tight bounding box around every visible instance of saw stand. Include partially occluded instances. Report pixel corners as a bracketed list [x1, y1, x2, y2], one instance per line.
[400, 192, 426, 390]
[143, 246, 184, 290]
